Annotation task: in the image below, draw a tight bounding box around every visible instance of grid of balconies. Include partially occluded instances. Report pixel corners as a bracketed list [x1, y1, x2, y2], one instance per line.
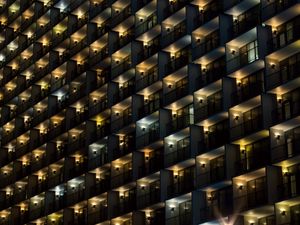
[0, 0, 300, 225]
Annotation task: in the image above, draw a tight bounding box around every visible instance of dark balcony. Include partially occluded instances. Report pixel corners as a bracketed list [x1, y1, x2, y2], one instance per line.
[272, 98, 300, 125]
[227, 42, 259, 73]
[197, 164, 226, 188]
[229, 5, 260, 39]
[230, 107, 263, 140]
[89, 0, 108, 19]
[166, 212, 192, 225]
[165, 53, 189, 76]
[136, 40, 160, 64]
[136, 123, 160, 149]
[111, 57, 131, 78]
[135, 13, 157, 37]
[231, 76, 264, 105]
[138, 96, 162, 119]
[192, 32, 220, 60]
[165, 137, 192, 167]
[167, 168, 194, 198]
[265, 61, 300, 90]
[268, 20, 300, 53]
[164, 77, 189, 106]
[235, 138, 270, 175]
[136, 66, 158, 91]
[194, 93, 223, 122]
[278, 174, 300, 201]
[234, 177, 268, 211]
[109, 5, 131, 28]
[271, 126, 300, 162]
[87, 206, 108, 225]
[164, 0, 190, 18]
[203, 120, 229, 152]
[137, 186, 160, 209]
[89, 177, 110, 197]
[88, 96, 108, 117]
[138, 149, 164, 178]
[161, 20, 187, 47]
[113, 79, 135, 103]
[88, 151, 109, 170]
[111, 110, 132, 133]
[112, 189, 136, 217]
[90, 122, 110, 142]
[111, 168, 133, 188]
[199, 187, 232, 223]
[88, 46, 109, 66]
[166, 113, 193, 134]
[261, 0, 297, 21]
[112, 134, 135, 159]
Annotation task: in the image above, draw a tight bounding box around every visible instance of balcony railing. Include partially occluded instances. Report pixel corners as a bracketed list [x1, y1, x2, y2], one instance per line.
[197, 166, 225, 187]
[192, 35, 220, 60]
[272, 98, 300, 124]
[234, 188, 268, 211]
[167, 176, 194, 198]
[111, 170, 132, 188]
[166, 213, 192, 225]
[231, 81, 263, 105]
[268, 24, 300, 53]
[138, 153, 164, 178]
[161, 20, 187, 47]
[111, 112, 132, 133]
[265, 62, 300, 90]
[138, 98, 162, 118]
[166, 113, 193, 134]
[194, 97, 223, 122]
[165, 139, 191, 167]
[87, 207, 108, 225]
[230, 114, 263, 140]
[136, 126, 160, 149]
[261, 0, 297, 21]
[111, 58, 131, 78]
[89, 178, 110, 197]
[271, 134, 300, 162]
[135, 13, 157, 37]
[203, 127, 229, 152]
[88, 96, 108, 117]
[137, 188, 160, 209]
[164, 80, 189, 105]
[109, 5, 131, 28]
[165, 53, 189, 75]
[136, 66, 158, 91]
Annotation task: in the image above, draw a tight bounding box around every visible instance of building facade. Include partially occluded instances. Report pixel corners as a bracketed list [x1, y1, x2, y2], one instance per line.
[0, 0, 300, 224]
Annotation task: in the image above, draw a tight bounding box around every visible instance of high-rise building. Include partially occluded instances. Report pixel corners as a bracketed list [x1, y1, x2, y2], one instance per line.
[0, 0, 299, 224]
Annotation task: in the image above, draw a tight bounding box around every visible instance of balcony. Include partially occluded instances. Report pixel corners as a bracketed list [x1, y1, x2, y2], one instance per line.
[136, 123, 160, 149]
[167, 168, 194, 198]
[166, 212, 192, 225]
[87, 206, 108, 225]
[229, 5, 260, 39]
[265, 60, 300, 90]
[137, 186, 160, 209]
[268, 20, 300, 53]
[136, 66, 158, 91]
[165, 137, 192, 167]
[135, 13, 157, 37]
[88, 151, 109, 170]
[197, 163, 226, 188]
[164, 78, 189, 106]
[227, 40, 259, 73]
[109, 5, 131, 28]
[136, 39, 160, 63]
[111, 166, 133, 188]
[138, 97, 162, 118]
[161, 20, 187, 47]
[234, 177, 268, 211]
[231, 78, 264, 105]
[230, 107, 263, 140]
[271, 126, 300, 162]
[111, 57, 131, 78]
[235, 139, 270, 175]
[261, 0, 297, 21]
[203, 121, 229, 152]
[112, 134, 135, 159]
[89, 178, 110, 197]
[199, 187, 232, 223]
[89, 0, 108, 19]
[111, 110, 132, 133]
[88, 96, 108, 117]
[112, 189, 136, 217]
[138, 150, 164, 178]
[166, 113, 193, 134]
[272, 97, 300, 125]
[194, 93, 223, 123]
[113, 79, 135, 103]
[165, 52, 189, 75]
[90, 122, 110, 142]
[164, 0, 189, 17]
[192, 32, 220, 60]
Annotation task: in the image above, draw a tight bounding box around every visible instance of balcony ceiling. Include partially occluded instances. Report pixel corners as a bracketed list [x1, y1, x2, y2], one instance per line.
[225, 0, 259, 17]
